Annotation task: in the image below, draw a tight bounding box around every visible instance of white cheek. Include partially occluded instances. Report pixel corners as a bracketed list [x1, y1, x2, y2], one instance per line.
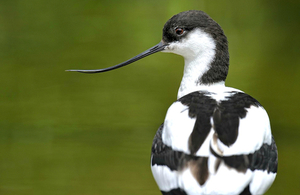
[162, 29, 216, 59]
[163, 41, 195, 58]
[163, 42, 180, 53]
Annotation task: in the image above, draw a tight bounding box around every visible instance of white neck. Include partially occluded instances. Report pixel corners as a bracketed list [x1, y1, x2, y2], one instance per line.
[162, 28, 226, 99]
[162, 28, 223, 99]
[177, 53, 218, 99]
[176, 30, 221, 99]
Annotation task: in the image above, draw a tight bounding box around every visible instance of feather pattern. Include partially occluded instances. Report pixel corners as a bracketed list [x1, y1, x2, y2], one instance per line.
[151, 89, 277, 195]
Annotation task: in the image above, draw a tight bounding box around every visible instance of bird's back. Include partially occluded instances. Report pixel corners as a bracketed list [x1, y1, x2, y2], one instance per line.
[151, 87, 278, 195]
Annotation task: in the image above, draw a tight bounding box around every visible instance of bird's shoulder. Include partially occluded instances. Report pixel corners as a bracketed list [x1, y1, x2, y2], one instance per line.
[163, 88, 272, 155]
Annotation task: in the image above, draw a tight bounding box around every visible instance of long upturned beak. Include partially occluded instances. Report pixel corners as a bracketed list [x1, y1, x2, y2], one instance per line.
[66, 42, 168, 73]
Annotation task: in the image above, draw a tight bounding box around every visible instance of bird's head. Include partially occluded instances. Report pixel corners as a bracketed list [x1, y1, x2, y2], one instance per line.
[67, 10, 229, 84]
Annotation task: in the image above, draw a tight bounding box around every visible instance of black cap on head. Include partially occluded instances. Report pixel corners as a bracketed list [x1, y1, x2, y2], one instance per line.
[162, 10, 229, 84]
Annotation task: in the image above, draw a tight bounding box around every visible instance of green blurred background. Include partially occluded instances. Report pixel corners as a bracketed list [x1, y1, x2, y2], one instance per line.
[0, 0, 299, 194]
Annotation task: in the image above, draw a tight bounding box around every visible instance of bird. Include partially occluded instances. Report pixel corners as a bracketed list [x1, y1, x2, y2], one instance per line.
[67, 10, 278, 195]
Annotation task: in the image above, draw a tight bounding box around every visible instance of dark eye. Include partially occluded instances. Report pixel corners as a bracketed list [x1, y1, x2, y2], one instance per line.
[175, 28, 185, 36]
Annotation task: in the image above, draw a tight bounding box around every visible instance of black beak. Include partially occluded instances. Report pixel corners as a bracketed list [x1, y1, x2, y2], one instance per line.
[66, 42, 168, 73]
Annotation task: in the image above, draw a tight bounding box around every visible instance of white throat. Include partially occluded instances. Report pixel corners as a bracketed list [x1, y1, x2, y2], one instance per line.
[177, 54, 214, 98]
[163, 28, 219, 99]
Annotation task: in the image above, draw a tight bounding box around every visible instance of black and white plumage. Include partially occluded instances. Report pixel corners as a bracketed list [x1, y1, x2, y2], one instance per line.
[151, 91, 277, 195]
[68, 10, 278, 195]
[150, 11, 278, 195]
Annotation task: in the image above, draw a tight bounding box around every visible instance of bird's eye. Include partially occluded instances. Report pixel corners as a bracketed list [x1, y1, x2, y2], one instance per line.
[175, 28, 185, 36]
